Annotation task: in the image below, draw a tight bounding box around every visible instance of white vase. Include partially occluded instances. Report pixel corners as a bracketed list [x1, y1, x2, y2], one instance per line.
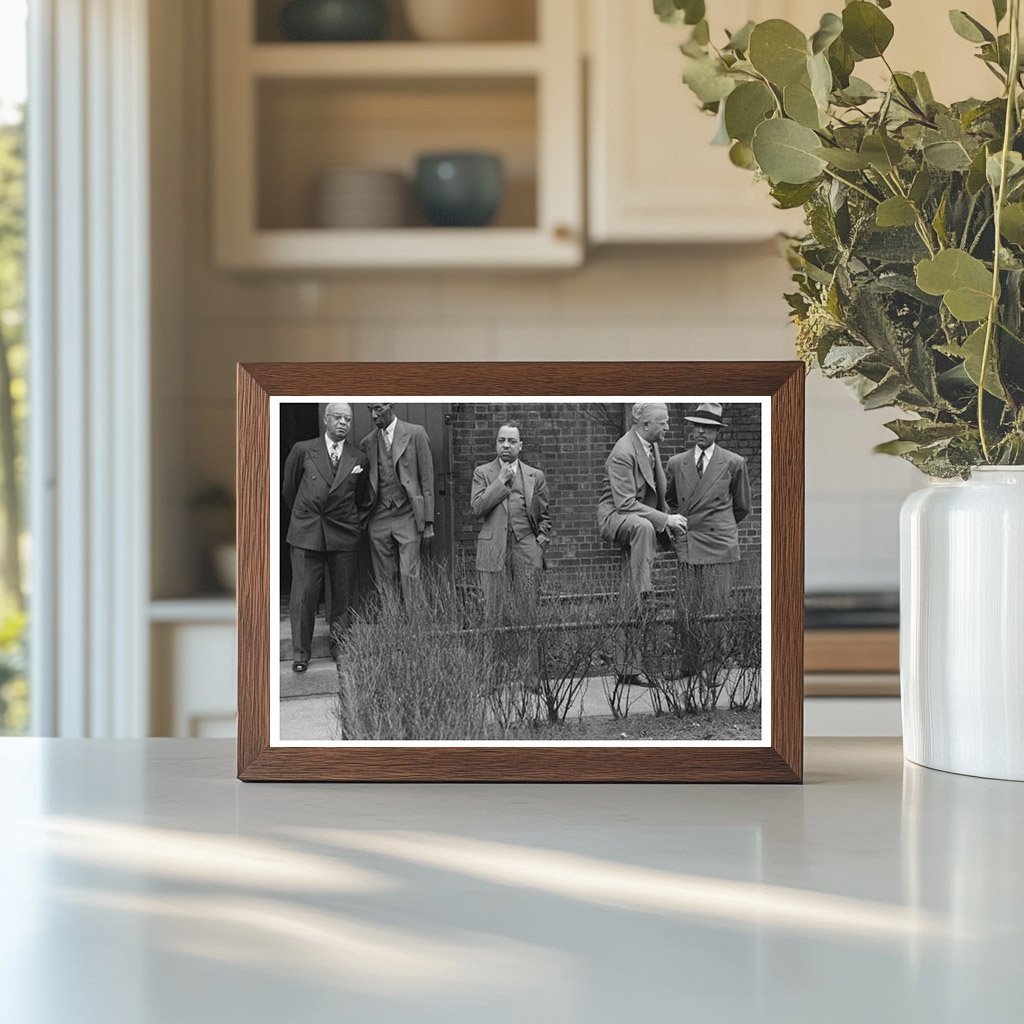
[900, 466, 1024, 780]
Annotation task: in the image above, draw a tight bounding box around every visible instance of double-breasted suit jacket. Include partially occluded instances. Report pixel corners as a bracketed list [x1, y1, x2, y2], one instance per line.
[470, 459, 552, 572]
[282, 436, 370, 663]
[282, 437, 370, 551]
[665, 446, 751, 564]
[596, 430, 670, 544]
[360, 419, 435, 532]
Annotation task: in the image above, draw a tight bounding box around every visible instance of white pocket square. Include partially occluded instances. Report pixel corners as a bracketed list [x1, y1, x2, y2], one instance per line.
[350, 465, 364, 474]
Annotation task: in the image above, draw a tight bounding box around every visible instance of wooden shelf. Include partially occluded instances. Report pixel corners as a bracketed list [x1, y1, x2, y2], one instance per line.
[249, 42, 544, 78]
[217, 226, 580, 270]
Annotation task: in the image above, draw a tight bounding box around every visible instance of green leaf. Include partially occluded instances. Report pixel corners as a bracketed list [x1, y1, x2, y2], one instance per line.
[874, 439, 922, 455]
[922, 140, 973, 171]
[909, 164, 933, 205]
[912, 71, 935, 104]
[884, 418, 963, 443]
[770, 180, 820, 209]
[932, 190, 950, 247]
[915, 249, 994, 322]
[827, 36, 856, 89]
[813, 146, 872, 170]
[986, 150, 1024, 191]
[692, 19, 710, 45]
[723, 20, 755, 53]
[807, 51, 833, 109]
[939, 325, 1006, 398]
[876, 197, 918, 228]
[784, 80, 824, 129]
[723, 81, 775, 144]
[948, 10, 994, 44]
[967, 144, 991, 194]
[860, 133, 904, 173]
[842, 1, 895, 59]
[836, 76, 879, 104]
[810, 12, 843, 54]
[653, 0, 705, 26]
[1000, 203, 1024, 245]
[993, 0, 1008, 24]
[751, 118, 828, 184]
[682, 57, 736, 104]
[729, 140, 757, 169]
[862, 374, 903, 409]
[748, 20, 809, 87]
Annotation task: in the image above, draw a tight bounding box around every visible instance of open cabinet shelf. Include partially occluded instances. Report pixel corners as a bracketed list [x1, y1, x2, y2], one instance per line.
[212, 0, 583, 269]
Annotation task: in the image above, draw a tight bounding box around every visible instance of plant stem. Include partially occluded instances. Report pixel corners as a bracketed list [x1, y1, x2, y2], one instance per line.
[979, 0, 1021, 461]
[822, 167, 881, 205]
[884, 170, 939, 255]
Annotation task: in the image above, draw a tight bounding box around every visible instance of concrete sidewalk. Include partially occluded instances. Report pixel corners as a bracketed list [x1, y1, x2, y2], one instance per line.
[279, 673, 713, 742]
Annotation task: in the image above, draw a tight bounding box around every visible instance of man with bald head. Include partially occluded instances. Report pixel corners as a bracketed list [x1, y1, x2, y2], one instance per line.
[282, 402, 371, 673]
[597, 402, 687, 601]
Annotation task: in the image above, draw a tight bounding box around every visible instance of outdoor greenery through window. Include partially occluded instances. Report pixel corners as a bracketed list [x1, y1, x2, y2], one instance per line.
[0, 0, 28, 734]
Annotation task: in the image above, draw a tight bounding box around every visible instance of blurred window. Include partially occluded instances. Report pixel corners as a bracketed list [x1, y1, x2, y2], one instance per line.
[0, 0, 28, 734]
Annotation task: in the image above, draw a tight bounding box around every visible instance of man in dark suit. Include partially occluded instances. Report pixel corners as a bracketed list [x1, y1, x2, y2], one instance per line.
[665, 402, 751, 611]
[360, 402, 435, 602]
[471, 422, 552, 620]
[282, 401, 370, 673]
[597, 402, 688, 601]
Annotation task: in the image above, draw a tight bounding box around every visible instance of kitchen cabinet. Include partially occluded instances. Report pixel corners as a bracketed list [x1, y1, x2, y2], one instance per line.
[587, 0, 811, 243]
[586, 0, 998, 244]
[211, 0, 583, 269]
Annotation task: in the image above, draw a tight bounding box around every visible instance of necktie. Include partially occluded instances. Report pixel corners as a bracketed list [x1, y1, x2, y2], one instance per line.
[384, 430, 392, 455]
[648, 446, 656, 468]
[697, 451, 706, 477]
[330, 444, 340, 469]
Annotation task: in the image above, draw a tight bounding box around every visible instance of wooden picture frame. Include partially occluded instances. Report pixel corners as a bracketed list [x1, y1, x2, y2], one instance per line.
[237, 362, 804, 782]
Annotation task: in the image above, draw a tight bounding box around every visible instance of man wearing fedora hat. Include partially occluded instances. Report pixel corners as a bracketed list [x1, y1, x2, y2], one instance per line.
[666, 402, 751, 618]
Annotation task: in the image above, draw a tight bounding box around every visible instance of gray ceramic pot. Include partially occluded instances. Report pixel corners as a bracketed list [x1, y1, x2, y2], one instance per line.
[415, 152, 505, 227]
[281, 0, 388, 41]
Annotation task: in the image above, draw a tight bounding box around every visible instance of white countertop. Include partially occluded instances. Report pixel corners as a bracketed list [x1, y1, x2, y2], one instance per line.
[1, 738, 1020, 1023]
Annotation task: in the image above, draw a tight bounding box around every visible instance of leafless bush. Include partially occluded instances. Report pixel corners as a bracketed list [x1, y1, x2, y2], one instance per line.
[332, 567, 507, 740]
[640, 564, 762, 716]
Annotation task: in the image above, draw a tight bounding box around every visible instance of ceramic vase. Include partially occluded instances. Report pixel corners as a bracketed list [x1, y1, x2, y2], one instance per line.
[900, 467, 1024, 780]
[281, 0, 388, 42]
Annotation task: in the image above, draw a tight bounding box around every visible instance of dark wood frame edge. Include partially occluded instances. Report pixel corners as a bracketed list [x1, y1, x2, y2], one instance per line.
[237, 361, 804, 783]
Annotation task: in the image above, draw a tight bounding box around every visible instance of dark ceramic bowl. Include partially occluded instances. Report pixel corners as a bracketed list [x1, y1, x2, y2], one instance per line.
[415, 152, 505, 228]
[280, 0, 388, 42]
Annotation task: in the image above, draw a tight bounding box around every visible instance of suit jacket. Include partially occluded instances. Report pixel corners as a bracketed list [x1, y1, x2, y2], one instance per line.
[471, 459, 552, 572]
[282, 437, 370, 552]
[665, 445, 751, 564]
[360, 419, 435, 533]
[597, 430, 670, 543]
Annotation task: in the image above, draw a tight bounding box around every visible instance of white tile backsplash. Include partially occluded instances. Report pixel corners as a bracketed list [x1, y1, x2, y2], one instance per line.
[182, 250, 918, 592]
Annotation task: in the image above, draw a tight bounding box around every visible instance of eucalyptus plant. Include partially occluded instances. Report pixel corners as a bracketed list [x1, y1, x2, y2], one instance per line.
[657, 0, 1024, 475]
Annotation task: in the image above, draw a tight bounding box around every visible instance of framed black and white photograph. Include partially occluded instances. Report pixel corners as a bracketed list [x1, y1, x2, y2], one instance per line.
[237, 362, 804, 781]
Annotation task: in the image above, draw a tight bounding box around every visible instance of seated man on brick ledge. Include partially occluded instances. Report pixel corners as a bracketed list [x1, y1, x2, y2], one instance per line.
[597, 401, 687, 603]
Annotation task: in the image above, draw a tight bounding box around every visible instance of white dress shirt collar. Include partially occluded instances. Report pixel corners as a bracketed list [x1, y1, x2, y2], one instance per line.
[695, 442, 716, 465]
[325, 433, 343, 456]
[384, 418, 397, 446]
[634, 429, 653, 457]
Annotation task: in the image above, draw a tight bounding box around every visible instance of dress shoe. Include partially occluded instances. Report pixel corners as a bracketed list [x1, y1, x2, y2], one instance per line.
[292, 661, 308, 674]
[616, 673, 651, 688]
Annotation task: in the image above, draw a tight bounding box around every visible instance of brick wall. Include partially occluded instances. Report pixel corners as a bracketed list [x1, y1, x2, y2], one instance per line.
[449, 402, 762, 590]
